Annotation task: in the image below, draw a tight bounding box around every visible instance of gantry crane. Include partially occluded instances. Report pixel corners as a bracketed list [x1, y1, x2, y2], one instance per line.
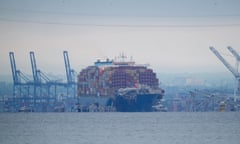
[8, 51, 77, 112]
[63, 51, 77, 97]
[9, 52, 32, 97]
[30, 51, 65, 107]
[63, 51, 76, 85]
[9, 52, 34, 111]
[209, 47, 240, 102]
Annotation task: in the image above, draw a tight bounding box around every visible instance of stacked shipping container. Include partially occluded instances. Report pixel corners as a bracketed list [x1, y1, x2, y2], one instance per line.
[78, 59, 159, 97]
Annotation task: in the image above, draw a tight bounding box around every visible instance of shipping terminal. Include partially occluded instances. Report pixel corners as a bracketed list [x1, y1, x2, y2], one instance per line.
[2, 49, 240, 112]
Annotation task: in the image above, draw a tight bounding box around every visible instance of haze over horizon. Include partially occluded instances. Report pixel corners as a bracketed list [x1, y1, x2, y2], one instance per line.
[1, 0, 240, 76]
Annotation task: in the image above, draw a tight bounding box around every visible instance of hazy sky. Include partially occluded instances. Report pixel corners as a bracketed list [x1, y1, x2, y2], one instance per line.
[0, 0, 240, 76]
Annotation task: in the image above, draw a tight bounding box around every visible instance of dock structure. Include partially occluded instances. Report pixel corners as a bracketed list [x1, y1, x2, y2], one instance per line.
[188, 89, 238, 112]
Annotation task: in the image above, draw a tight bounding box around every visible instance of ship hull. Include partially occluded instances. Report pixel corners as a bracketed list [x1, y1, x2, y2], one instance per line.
[114, 93, 162, 112]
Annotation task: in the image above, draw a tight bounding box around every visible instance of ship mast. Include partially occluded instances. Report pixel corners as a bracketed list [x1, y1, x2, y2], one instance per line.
[114, 53, 135, 66]
[119, 52, 127, 62]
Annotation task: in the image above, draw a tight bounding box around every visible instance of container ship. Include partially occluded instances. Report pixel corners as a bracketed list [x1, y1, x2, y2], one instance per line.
[77, 54, 164, 112]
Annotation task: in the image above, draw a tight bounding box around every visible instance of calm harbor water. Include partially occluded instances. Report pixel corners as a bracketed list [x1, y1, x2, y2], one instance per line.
[0, 112, 240, 144]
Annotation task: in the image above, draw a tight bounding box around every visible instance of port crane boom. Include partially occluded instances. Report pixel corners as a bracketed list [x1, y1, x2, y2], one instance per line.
[227, 46, 240, 75]
[63, 51, 75, 84]
[227, 46, 240, 61]
[9, 52, 19, 84]
[63, 51, 76, 97]
[209, 47, 239, 77]
[30, 51, 52, 84]
[209, 47, 240, 101]
[30, 51, 40, 84]
[9, 52, 31, 85]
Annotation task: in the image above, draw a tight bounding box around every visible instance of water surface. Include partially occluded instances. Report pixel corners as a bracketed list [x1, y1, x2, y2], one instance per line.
[0, 112, 239, 144]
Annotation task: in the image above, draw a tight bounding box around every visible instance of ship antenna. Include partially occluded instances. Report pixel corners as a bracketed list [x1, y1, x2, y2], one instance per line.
[120, 52, 127, 62]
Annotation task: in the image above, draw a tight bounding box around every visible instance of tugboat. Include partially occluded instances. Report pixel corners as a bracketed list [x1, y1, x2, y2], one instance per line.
[18, 106, 33, 112]
[152, 99, 168, 112]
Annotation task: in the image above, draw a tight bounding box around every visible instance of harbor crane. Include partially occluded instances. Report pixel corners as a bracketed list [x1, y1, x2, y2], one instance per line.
[209, 47, 240, 102]
[7, 51, 78, 112]
[30, 51, 50, 105]
[63, 51, 76, 85]
[9, 52, 32, 97]
[63, 51, 77, 97]
[9, 52, 35, 112]
[30, 51, 66, 105]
